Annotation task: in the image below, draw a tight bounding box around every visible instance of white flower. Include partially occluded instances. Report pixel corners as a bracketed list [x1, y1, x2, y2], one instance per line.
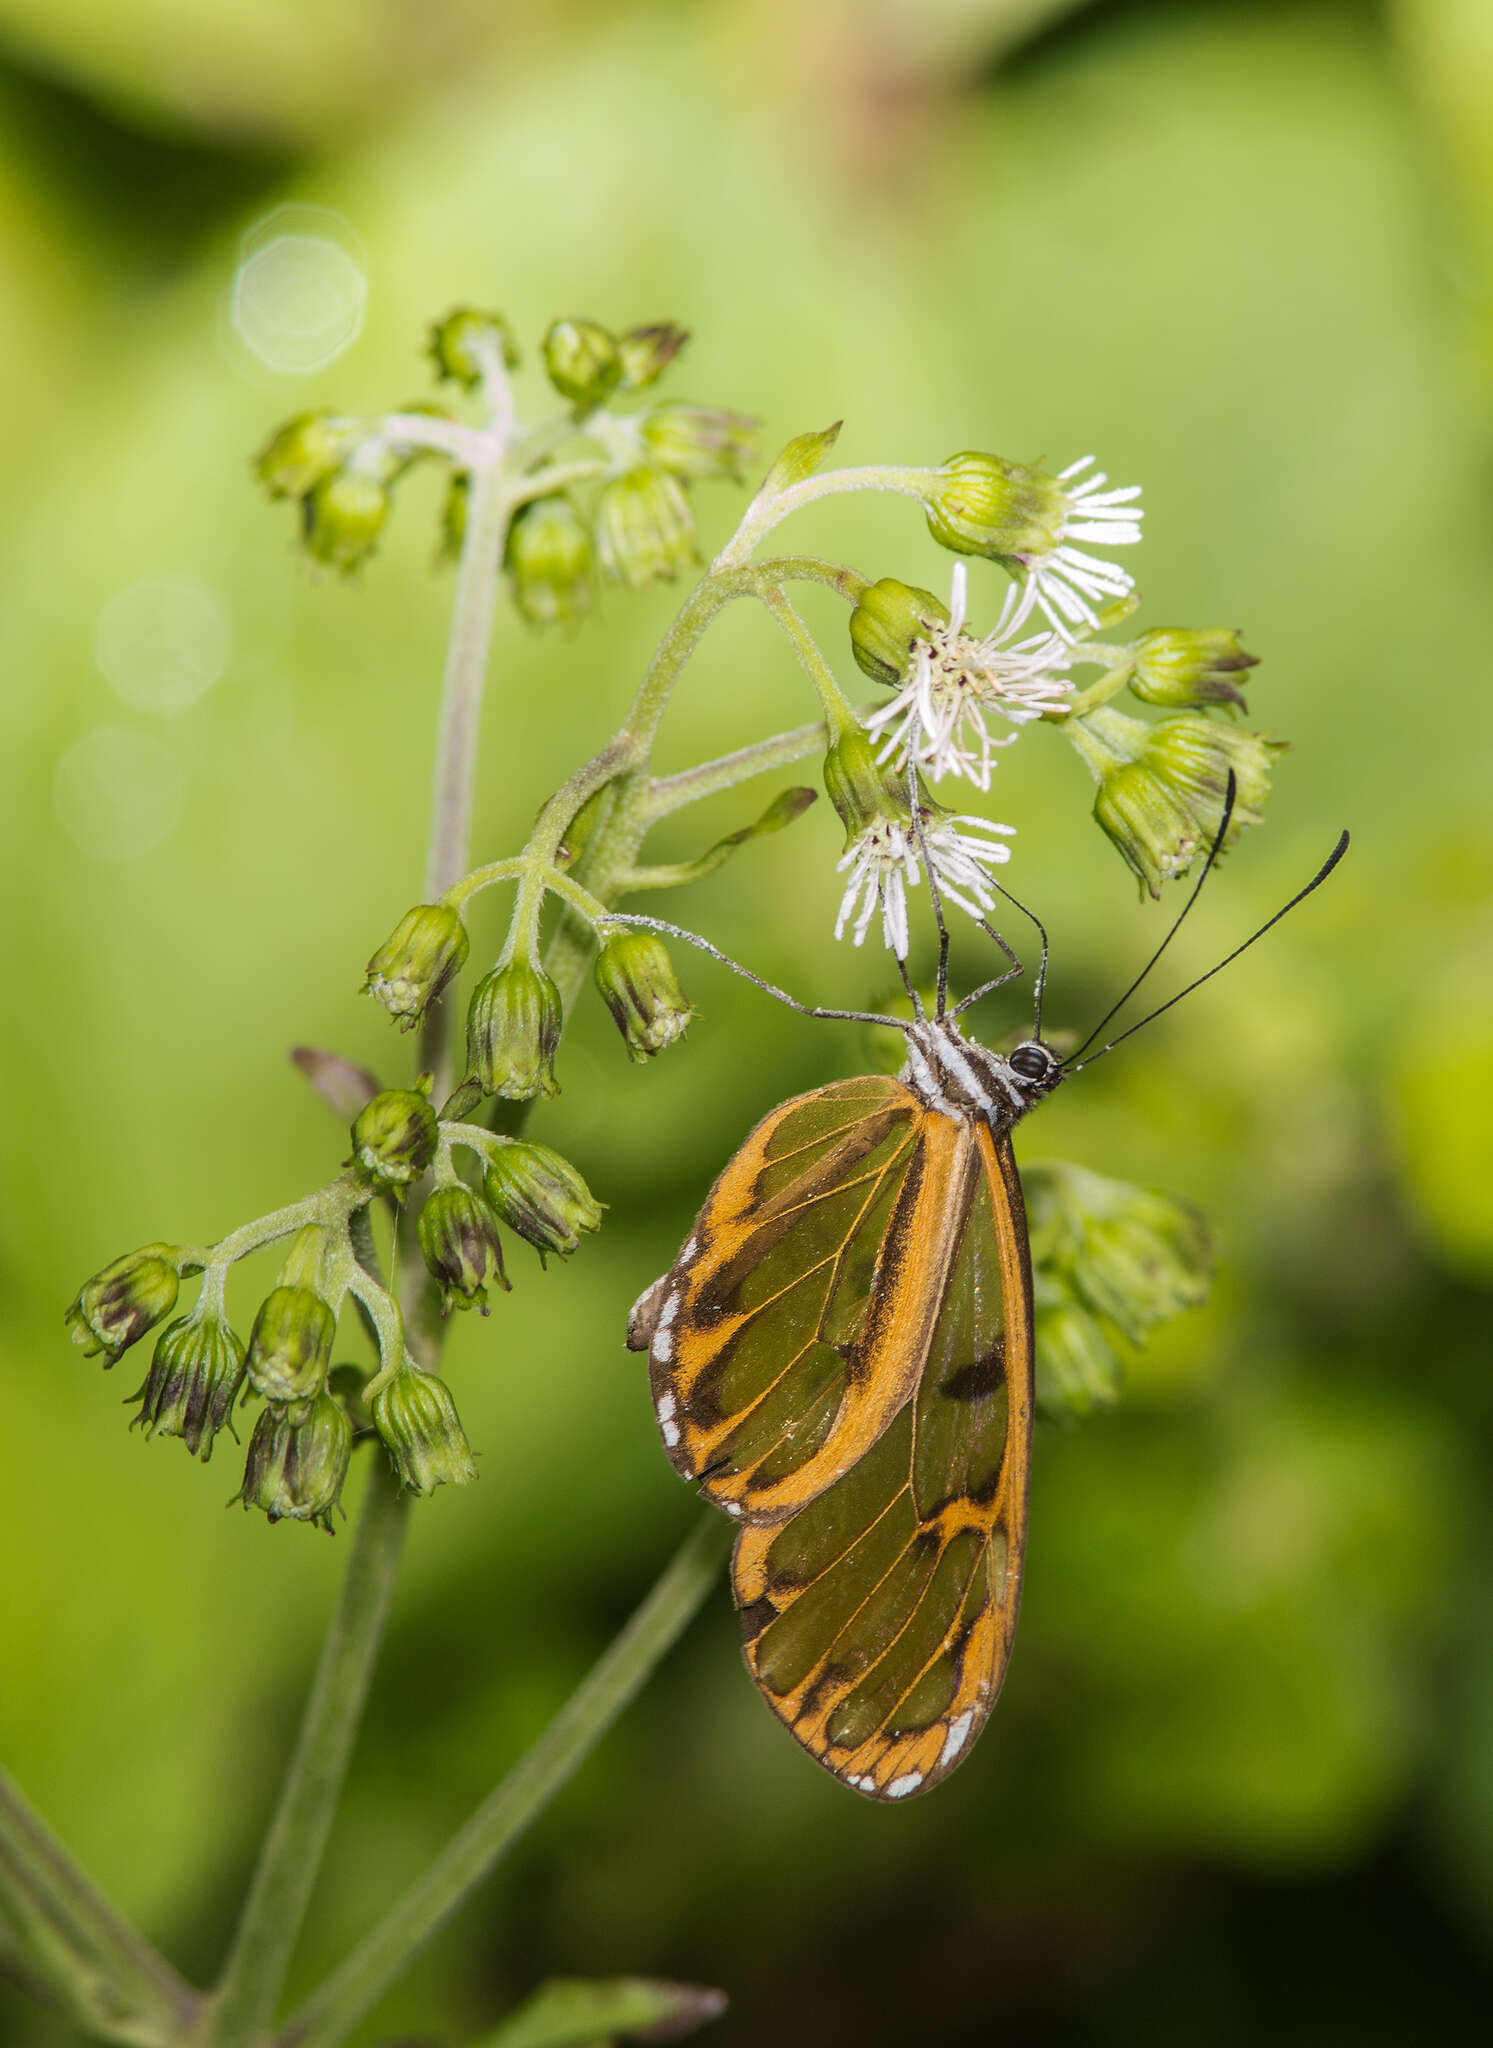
[1007, 455, 1143, 636]
[834, 809, 1015, 958]
[863, 562, 1076, 790]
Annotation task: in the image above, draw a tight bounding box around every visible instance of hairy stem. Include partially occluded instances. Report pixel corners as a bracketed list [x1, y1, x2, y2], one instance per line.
[757, 586, 858, 734]
[714, 463, 938, 568]
[641, 721, 827, 819]
[204, 1459, 409, 2048]
[277, 1511, 728, 2048]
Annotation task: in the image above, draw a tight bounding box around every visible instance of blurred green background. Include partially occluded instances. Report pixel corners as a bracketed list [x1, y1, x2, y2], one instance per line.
[4, 0, 1493, 2041]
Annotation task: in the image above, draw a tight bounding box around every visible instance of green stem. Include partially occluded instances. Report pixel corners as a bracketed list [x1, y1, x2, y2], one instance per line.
[419, 464, 517, 1102]
[714, 463, 938, 568]
[204, 1459, 409, 2048]
[757, 586, 859, 735]
[276, 1512, 729, 2048]
[0, 1766, 197, 2048]
[641, 721, 827, 819]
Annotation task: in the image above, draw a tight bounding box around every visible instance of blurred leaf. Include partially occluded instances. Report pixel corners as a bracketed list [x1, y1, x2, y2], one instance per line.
[1390, 996, 1493, 1276]
[0, 0, 527, 147]
[471, 1977, 726, 2048]
[1391, 0, 1493, 391]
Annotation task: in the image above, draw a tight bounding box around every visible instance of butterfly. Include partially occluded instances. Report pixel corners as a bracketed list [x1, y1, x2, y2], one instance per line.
[622, 787, 1347, 1801]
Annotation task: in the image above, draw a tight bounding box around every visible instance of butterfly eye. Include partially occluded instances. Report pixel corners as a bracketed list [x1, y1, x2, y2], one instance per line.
[1008, 1043, 1052, 1084]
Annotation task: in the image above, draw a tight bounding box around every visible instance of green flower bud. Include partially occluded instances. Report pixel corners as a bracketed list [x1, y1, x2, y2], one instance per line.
[302, 465, 388, 575]
[350, 1085, 438, 1194]
[417, 1185, 510, 1314]
[541, 318, 622, 406]
[638, 404, 757, 482]
[484, 1142, 603, 1260]
[822, 725, 911, 844]
[504, 495, 593, 630]
[616, 321, 690, 389]
[428, 307, 520, 389]
[372, 1366, 477, 1494]
[595, 467, 696, 589]
[1068, 705, 1285, 896]
[593, 931, 696, 1061]
[234, 1391, 352, 1531]
[364, 903, 470, 1030]
[246, 1285, 335, 1405]
[848, 577, 950, 688]
[1035, 1298, 1123, 1419]
[1131, 627, 1258, 710]
[130, 1313, 246, 1459]
[464, 960, 563, 1099]
[66, 1245, 181, 1366]
[922, 452, 1068, 560]
[254, 411, 356, 500]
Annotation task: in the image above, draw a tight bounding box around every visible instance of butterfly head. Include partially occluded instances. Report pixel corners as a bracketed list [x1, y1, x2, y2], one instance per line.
[902, 1017, 1063, 1129]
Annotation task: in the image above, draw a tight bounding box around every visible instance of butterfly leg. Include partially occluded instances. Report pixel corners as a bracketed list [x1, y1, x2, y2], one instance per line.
[604, 912, 903, 1030]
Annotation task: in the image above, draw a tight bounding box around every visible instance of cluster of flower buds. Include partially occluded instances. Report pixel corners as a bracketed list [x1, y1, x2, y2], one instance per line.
[255, 308, 756, 615]
[413, 1136, 604, 1313]
[255, 406, 440, 577]
[65, 1076, 494, 1519]
[363, 892, 698, 1090]
[1024, 1162, 1213, 1417]
[843, 447, 1282, 910]
[536, 313, 756, 598]
[1066, 704, 1283, 896]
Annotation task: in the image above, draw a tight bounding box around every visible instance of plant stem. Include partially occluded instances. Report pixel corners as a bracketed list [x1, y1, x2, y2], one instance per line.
[276, 1512, 729, 2048]
[0, 1768, 197, 2048]
[714, 463, 938, 568]
[204, 1460, 409, 2048]
[641, 720, 827, 819]
[756, 586, 859, 735]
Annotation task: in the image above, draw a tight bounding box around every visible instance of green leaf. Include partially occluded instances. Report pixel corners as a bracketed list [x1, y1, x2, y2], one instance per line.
[469, 1975, 727, 2048]
[747, 420, 843, 511]
[623, 785, 817, 891]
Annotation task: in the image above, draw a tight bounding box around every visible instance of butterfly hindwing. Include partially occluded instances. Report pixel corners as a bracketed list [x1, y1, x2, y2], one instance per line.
[640, 1077, 975, 1524]
[731, 1122, 1033, 1799]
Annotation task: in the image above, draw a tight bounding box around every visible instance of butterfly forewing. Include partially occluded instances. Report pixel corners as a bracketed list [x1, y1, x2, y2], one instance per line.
[730, 1123, 1031, 1798]
[646, 1077, 977, 1524]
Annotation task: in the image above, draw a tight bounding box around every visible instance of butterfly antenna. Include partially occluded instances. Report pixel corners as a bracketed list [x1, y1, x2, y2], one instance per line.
[1066, 826, 1350, 1074]
[1066, 771, 1239, 1066]
[605, 912, 904, 1031]
[904, 761, 949, 1019]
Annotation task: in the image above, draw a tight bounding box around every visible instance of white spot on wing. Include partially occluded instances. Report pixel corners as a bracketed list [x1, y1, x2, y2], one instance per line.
[939, 1710, 975, 1768]
[661, 1419, 681, 1447]
[682, 1237, 699, 1263]
[651, 1327, 673, 1364]
[724, 1501, 743, 1517]
[656, 1391, 676, 1424]
[886, 1771, 923, 1799]
[657, 1291, 680, 1331]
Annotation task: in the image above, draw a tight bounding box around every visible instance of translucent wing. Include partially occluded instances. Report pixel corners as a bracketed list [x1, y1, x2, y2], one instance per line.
[634, 1077, 976, 1523]
[732, 1124, 1033, 1799]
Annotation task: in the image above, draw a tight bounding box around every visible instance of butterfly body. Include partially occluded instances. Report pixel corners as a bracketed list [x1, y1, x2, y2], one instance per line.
[628, 1018, 1060, 1799]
